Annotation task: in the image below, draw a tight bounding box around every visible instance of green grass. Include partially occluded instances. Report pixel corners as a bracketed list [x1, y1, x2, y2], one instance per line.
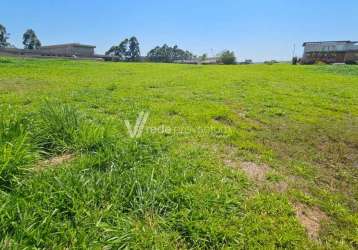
[0, 57, 357, 249]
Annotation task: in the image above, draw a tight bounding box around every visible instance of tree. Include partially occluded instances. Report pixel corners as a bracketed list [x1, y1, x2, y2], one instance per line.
[0, 24, 10, 48]
[218, 50, 236, 65]
[118, 39, 129, 60]
[23, 29, 41, 49]
[200, 53, 208, 61]
[147, 44, 195, 63]
[105, 46, 117, 56]
[106, 37, 141, 61]
[128, 36, 140, 61]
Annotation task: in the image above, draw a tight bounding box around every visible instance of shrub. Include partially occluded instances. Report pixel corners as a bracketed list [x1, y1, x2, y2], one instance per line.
[218, 50, 236, 65]
[345, 60, 357, 65]
[292, 57, 298, 65]
[264, 60, 279, 65]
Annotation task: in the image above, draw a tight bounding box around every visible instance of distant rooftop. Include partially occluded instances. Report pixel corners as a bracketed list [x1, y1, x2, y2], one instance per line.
[303, 41, 358, 46]
[40, 43, 96, 49]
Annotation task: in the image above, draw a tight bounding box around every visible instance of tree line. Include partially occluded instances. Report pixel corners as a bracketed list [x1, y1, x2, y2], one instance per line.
[0, 24, 41, 49]
[1, 23, 237, 64]
[147, 44, 195, 63]
[105, 38, 195, 63]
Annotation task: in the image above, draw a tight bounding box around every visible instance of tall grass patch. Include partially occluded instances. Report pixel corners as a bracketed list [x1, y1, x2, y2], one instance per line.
[33, 101, 115, 155]
[33, 101, 81, 154]
[0, 110, 37, 190]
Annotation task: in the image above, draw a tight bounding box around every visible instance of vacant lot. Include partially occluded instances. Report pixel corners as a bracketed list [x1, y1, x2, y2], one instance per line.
[0, 57, 357, 249]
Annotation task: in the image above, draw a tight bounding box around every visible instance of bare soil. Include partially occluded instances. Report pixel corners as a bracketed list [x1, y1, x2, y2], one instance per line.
[294, 202, 328, 240]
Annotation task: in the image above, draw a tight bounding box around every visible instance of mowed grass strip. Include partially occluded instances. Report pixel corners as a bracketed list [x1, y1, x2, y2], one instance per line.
[0, 57, 357, 249]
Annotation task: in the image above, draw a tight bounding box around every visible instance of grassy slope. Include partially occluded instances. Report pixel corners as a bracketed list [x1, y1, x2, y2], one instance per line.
[0, 57, 357, 249]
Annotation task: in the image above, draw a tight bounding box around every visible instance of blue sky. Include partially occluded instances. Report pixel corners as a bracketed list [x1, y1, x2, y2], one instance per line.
[2, 0, 358, 61]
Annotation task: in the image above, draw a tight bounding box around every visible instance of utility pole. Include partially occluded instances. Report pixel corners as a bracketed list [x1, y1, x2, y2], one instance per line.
[292, 43, 296, 58]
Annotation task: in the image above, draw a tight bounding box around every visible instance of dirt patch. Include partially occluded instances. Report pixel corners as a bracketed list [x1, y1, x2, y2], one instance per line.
[46, 154, 74, 165]
[270, 181, 289, 193]
[294, 203, 328, 240]
[353, 161, 358, 169]
[224, 159, 271, 183]
[36, 153, 74, 171]
[240, 162, 270, 182]
[223, 156, 290, 192]
[223, 158, 235, 167]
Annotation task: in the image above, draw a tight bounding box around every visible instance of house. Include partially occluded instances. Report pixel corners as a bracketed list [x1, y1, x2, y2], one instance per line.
[302, 41, 358, 64]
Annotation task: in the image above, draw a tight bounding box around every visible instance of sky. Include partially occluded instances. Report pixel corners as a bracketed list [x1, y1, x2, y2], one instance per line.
[2, 0, 358, 62]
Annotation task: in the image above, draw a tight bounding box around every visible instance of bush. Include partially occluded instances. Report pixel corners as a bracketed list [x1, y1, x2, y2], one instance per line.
[264, 60, 279, 65]
[292, 57, 298, 65]
[345, 60, 357, 65]
[218, 50, 236, 65]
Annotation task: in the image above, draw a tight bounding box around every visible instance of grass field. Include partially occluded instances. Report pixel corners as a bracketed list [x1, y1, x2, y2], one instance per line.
[0, 57, 357, 249]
